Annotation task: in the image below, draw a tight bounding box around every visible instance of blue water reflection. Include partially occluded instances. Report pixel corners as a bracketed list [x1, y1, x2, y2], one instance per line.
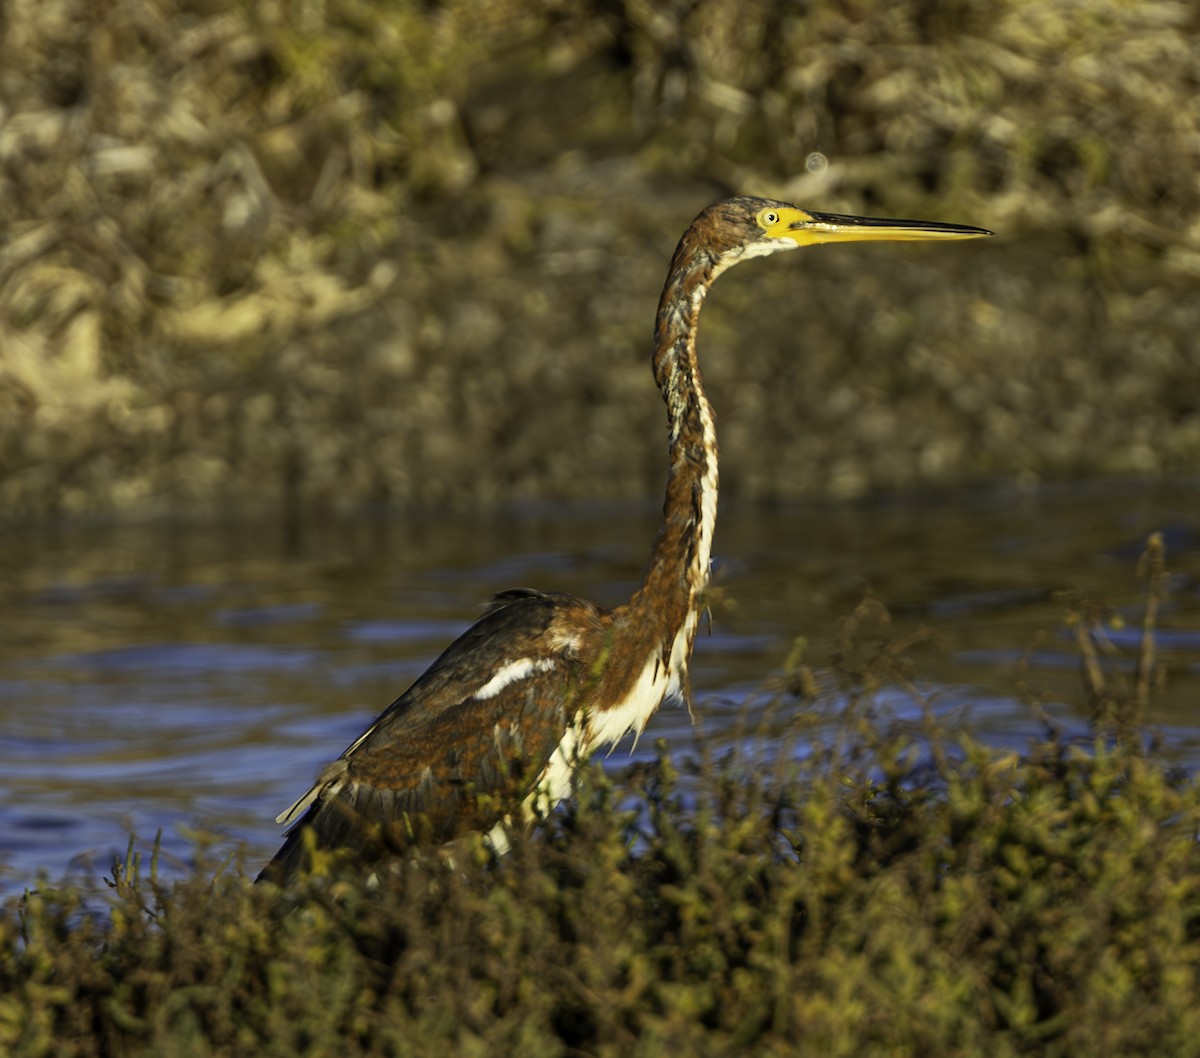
[1, 481, 1197, 893]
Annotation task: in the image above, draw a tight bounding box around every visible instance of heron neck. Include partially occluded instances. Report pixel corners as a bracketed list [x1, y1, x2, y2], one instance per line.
[630, 246, 720, 638]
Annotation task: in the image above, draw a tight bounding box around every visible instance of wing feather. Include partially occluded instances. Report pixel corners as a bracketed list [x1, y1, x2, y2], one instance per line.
[258, 590, 602, 883]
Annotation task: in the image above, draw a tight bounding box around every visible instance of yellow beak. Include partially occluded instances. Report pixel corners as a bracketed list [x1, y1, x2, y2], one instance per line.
[770, 207, 993, 247]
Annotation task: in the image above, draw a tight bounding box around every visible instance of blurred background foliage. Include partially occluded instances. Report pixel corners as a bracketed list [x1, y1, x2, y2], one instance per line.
[1, 0, 1198, 516]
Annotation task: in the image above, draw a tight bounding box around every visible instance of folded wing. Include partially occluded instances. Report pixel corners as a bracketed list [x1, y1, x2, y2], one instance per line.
[258, 589, 601, 883]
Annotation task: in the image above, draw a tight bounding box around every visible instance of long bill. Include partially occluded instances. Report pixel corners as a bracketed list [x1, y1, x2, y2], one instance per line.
[781, 208, 993, 247]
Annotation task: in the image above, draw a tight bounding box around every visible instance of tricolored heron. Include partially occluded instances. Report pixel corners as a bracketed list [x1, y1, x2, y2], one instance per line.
[258, 197, 991, 883]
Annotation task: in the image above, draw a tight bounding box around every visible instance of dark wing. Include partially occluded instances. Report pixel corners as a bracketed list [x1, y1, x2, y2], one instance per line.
[258, 590, 599, 884]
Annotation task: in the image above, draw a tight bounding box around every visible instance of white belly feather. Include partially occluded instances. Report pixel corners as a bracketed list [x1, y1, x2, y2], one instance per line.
[514, 609, 699, 837]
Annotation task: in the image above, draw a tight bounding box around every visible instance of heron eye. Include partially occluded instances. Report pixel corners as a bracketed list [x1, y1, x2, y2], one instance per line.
[759, 209, 779, 228]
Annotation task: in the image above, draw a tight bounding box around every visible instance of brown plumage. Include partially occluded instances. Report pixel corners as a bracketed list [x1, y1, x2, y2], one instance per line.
[258, 197, 991, 884]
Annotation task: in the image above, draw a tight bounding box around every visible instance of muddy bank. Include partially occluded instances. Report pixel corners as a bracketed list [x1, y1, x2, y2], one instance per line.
[2, 0, 1197, 517]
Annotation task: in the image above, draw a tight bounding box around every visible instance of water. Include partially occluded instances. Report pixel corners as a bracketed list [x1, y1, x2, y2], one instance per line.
[2, 480, 1198, 893]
